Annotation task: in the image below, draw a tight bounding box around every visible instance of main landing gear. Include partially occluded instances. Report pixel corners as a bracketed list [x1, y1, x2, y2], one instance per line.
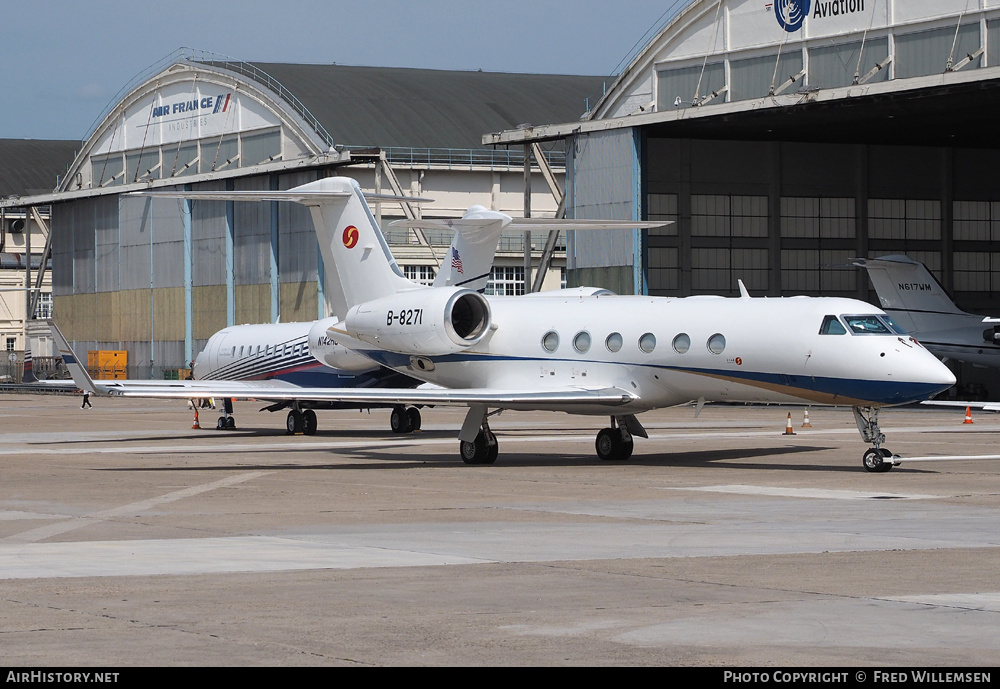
[286, 408, 318, 435]
[853, 406, 901, 473]
[457, 409, 648, 465]
[390, 405, 422, 434]
[215, 398, 237, 430]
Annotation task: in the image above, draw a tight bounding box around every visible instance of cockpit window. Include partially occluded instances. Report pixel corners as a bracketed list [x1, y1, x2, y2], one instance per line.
[881, 315, 908, 335]
[843, 315, 892, 335]
[819, 315, 847, 335]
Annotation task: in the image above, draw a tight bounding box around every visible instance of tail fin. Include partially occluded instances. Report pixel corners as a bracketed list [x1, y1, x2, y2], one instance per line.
[393, 206, 508, 292]
[853, 255, 965, 333]
[46, 320, 99, 394]
[302, 178, 414, 316]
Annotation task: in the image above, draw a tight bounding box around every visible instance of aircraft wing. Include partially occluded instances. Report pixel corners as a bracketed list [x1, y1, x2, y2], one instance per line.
[97, 381, 638, 409]
[920, 400, 1000, 412]
[48, 319, 635, 410]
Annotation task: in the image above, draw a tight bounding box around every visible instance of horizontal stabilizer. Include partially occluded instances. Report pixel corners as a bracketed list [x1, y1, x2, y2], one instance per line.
[129, 190, 431, 205]
[391, 217, 670, 232]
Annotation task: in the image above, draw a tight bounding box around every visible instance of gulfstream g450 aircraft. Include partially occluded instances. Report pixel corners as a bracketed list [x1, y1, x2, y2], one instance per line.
[58, 177, 954, 472]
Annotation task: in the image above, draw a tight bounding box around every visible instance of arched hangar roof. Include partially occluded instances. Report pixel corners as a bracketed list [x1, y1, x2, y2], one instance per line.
[486, 0, 1000, 149]
[50, 59, 606, 199]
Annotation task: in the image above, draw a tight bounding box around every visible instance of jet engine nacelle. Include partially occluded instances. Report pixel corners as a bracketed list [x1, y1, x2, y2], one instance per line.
[308, 317, 380, 372]
[344, 287, 491, 356]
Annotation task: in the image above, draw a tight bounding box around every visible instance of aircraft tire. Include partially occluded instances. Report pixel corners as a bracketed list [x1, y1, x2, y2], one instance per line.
[460, 430, 497, 465]
[390, 406, 412, 434]
[225, 416, 236, 430]
[863, 447, 893, 473]
[287, 410, 303, 435]
[596, 428, 625, 461]
[302, 409, 318, 436]
[407, 407, 421, 432]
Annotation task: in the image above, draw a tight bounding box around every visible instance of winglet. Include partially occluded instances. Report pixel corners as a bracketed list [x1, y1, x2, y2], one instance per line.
[737, 279, 751, 299]
[46, 320, 99, 394]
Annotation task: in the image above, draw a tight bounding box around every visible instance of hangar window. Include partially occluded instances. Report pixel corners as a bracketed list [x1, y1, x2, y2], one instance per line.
[208, 135, 240, 172]
[809, 39, 889, 89]
[656, 61, 726, 110]
[243, 128, 282, 166]
[92, 154, 125, 187]
[692, 247, 769, 293]
[730, 52, 802, 101]
[954, 251, 1000, 292]
[895, 24, 981, 79]
[869, 199, 941, 241]
[606, 332, 623, 353]
[486, 266, 526, 296]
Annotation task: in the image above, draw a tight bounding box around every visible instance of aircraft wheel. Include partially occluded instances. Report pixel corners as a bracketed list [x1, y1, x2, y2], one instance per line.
[407, 407, 422, 432]
[460, 431, 497, 465]
[286, 410, 303, 435]
[621, 438, 634, 461]
[485, 430, 498, 464]
[596, 428, 625, 461]
[863, 447, 893, 473]
[216, 417, 226, 431]
[390, 406, 412, 434]
[302, 409, 318, 436]
[225, 416, 236, 430]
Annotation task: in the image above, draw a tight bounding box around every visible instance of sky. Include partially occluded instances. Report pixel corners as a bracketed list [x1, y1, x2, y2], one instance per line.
[0, 0, 686, 141]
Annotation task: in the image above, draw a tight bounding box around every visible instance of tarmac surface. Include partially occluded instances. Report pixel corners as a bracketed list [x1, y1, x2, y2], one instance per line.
[1, 392, 999, 666]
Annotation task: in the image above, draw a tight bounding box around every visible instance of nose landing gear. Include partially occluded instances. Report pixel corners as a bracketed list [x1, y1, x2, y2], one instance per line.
[854, 406, 901, 473]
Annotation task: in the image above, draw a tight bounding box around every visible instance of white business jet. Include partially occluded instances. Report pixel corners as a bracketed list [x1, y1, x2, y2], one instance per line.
[54, 178, 955, 472]
[853, 254, 1000, 369]
[50, 183, 647, 436]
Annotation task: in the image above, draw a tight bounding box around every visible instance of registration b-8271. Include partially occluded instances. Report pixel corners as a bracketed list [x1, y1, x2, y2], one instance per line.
[387, 309, 423, 326]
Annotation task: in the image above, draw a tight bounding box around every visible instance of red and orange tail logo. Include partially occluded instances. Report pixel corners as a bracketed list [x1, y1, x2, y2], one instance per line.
[342, 225, 359, 249]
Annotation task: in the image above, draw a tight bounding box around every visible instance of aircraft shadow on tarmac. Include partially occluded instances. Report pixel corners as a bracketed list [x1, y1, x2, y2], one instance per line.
[88, 443, 942, 474]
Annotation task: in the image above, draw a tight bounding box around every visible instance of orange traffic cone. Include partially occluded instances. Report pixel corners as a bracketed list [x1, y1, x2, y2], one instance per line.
[783, 412, 796, 435]
[192, 407, 201, 429]
[964, 406, 974, 424]
[802, 408, 812, 428]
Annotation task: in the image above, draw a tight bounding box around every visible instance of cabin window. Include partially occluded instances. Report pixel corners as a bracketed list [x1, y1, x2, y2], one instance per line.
[573, 331, 591, 354]
[672, 333, 691, 354]
[819, 315, 847, 335]
[708, 333, 726, 354]
[542, 331, 559, 352]
[239, 346, 245, 357]
[843, 315, 891, 335]
[605, 332, 623, 353]
[639, 333, 656, 353]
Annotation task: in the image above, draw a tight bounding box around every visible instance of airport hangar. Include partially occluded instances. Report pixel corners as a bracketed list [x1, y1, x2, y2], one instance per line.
[0, 55, 607, 378]
[485, 0, 1000, 400]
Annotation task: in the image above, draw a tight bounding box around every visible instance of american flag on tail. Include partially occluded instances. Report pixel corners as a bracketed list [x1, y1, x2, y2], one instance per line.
[451, 247, 464, 274]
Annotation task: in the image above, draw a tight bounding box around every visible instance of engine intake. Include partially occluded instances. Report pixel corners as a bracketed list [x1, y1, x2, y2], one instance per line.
[345, 287, 492, 356]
